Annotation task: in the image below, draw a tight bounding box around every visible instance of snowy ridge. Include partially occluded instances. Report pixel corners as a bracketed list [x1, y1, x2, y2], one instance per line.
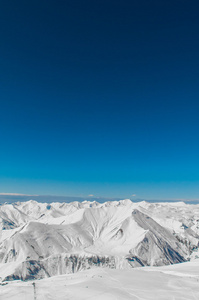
[0, 199, 199, 281]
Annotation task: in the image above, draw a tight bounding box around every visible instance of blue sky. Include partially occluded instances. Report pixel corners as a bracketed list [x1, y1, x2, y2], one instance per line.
[0, 1, 199, 200]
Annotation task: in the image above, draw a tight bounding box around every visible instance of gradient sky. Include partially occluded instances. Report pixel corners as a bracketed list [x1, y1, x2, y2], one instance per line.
[0, 1, 199, 200]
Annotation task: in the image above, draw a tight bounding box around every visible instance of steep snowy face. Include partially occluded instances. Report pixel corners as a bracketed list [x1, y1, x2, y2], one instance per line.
[129, 210, 187, 266]
[0, 200, 198, 281]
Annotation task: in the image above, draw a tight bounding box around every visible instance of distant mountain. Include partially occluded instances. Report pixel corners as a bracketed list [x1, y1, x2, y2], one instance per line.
[0, 200, 199, 281]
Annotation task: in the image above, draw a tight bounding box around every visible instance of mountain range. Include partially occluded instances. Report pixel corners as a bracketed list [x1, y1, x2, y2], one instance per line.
[1, 199, 199, 281]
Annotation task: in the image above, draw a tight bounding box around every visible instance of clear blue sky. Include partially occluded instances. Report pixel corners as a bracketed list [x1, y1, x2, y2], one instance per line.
[0, 0, 199, 200]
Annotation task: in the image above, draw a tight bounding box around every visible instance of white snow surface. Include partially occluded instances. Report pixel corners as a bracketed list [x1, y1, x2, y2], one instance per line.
[1, 260, 199, 299]
[1, 199, 199, 283]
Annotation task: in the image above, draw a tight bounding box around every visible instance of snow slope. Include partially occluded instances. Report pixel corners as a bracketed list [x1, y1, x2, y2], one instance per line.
[0, 200, 199, 281]
[1, 260, 199, 300]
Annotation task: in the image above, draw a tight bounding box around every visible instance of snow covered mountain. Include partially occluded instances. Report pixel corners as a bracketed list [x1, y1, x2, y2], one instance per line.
[0, 199, 199, 281]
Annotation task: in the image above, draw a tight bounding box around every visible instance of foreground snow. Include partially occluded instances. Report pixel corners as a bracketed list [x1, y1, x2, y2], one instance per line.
[1, 260, 199, 300]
